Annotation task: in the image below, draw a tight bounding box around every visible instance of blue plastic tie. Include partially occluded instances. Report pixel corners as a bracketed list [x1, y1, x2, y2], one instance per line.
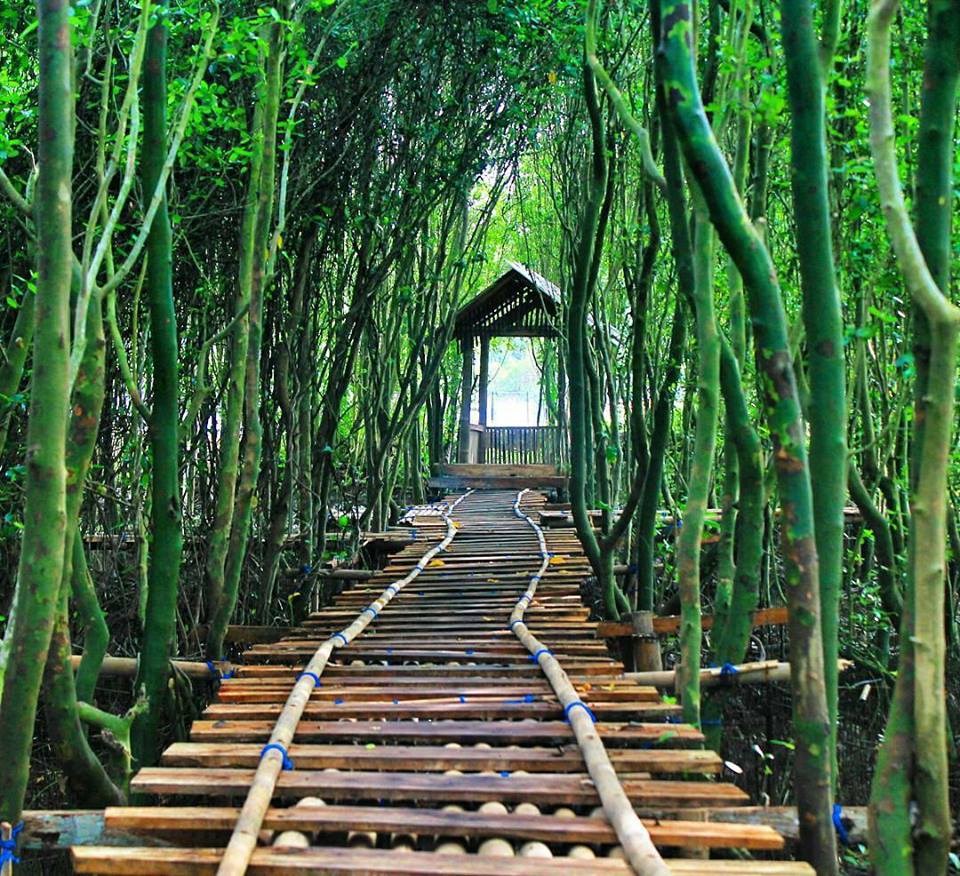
[529, 574, 541, 583]
[701, 718, 723, 727]
[665, 715, 682, 724]
[563, 701, 597, 723]
[459, 695, 466, 703]
[529, 648, 552, 663]
[833, 804, 851, 846]
[465, 649, 474, 656]
[719, 662, 739, 679]
[508, 619, 524, 631]
[301, 563, 313, 575]
[626, 563, 639, 574]
[260, 743, 294, 771]
[0, 822, 23, 866]
[362, 606, 378, 618]
[296, 671, 322, 688]
[330, 632, 348, 646]
[386, 648, 393, 654]
[205, 660, 235, 681]
[516, 594, 531, 604]
[334, 697, 344, 705]
[393, 699, 399, 705]
[385, 585, 398, 596]
[499, 770, 511, 777]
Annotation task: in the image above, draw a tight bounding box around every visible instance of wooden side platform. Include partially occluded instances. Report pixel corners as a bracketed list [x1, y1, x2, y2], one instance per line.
[428, 463, 568, 492]
[72, 490, 812, 875]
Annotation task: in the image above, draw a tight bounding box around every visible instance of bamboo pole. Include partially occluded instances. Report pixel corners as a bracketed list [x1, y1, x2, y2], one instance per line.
[215, 492, 471, 876]
[624, 659, 853, 688]
[508, 489, 672, 876]
[69, 656, 229, 680]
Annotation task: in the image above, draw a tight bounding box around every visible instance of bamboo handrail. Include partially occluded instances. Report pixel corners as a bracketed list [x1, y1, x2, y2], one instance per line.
[508, 489, 672, 876]
[214, 492, 472, 876]
[624, 658, 854, 688]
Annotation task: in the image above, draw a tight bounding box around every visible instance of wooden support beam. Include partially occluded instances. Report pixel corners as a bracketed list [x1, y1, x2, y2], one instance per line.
[457, 334, 473, 463]
[477, 336, 490, 463]
[597, 606, 790, 638]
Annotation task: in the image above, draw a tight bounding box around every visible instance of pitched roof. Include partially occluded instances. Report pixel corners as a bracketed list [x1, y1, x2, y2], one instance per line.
[454, 263, 562, 338]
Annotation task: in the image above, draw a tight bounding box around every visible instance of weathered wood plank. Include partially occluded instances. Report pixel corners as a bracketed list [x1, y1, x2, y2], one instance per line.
[73, 846, 816, 874]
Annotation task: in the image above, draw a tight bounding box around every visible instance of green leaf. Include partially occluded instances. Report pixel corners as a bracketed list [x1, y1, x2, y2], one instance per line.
[487, 0, 499, 11]
[336, 55, 348, 69]
[338, 514, 350, 528]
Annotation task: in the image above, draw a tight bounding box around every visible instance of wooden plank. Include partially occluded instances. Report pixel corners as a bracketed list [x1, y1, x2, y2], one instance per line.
[160, 742, 722, 774]
[428, 475, 568, 490]
[188, 719, 704, 745]
[73, 846, 816, 874]
[597, 606, 790, 638]
[440, 464, 558, 477]
[199, 700, 681, 721]
[131, 768, 749, 806]
[104, 804, 782, 849]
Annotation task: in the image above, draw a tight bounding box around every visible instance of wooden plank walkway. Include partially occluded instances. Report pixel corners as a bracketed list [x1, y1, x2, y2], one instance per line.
[72, 490, 813, 875]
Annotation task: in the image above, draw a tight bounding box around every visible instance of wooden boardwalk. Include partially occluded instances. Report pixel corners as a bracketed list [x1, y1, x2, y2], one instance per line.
[72, 490, 812, 875]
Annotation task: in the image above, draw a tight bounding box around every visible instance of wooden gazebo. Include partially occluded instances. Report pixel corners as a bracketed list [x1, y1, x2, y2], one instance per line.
[453, 263, 566, 467]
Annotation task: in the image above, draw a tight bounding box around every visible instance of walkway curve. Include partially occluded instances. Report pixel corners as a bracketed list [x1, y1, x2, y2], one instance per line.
[72, 489, 814, 876]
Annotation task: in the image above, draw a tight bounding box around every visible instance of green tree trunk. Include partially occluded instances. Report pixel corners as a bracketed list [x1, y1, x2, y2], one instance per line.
[658, 2, 837, 870]
[216, 17, 285, 645]
[0, 0, 74, 821]
[781, 0, 846, 786]
[132, 2, 185, 767]
[866, 3, 958, 871]
[676, 200, 719, 728]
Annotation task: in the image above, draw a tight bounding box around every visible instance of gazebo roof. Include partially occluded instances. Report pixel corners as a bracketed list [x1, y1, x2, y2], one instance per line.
[454, 263, 561, 339]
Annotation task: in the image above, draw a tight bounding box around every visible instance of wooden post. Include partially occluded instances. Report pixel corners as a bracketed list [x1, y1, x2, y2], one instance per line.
[1, 821, 14, 876]
[477, 335, 490, 464]
[624, 611, 662, 672]
[457, 334, 473, 463]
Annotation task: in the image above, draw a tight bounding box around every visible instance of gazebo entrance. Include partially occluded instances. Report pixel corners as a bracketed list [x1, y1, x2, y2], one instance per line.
[453, 263, 567, 469]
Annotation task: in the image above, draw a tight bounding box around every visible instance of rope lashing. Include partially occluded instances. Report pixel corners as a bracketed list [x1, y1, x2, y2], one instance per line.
[833, 804, 851, 846]
[529, 648, 552, 663]
[563, 700, 597, 723]
[296, 671, 322, 687]
[0, 822, 23, 866]
[260, 743, 294, 771]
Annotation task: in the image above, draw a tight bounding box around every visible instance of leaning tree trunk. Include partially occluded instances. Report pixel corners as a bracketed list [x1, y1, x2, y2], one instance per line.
[658, 1, 838, 871]
[0, 0, 74, 821]
[866, 2, 958, 872]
